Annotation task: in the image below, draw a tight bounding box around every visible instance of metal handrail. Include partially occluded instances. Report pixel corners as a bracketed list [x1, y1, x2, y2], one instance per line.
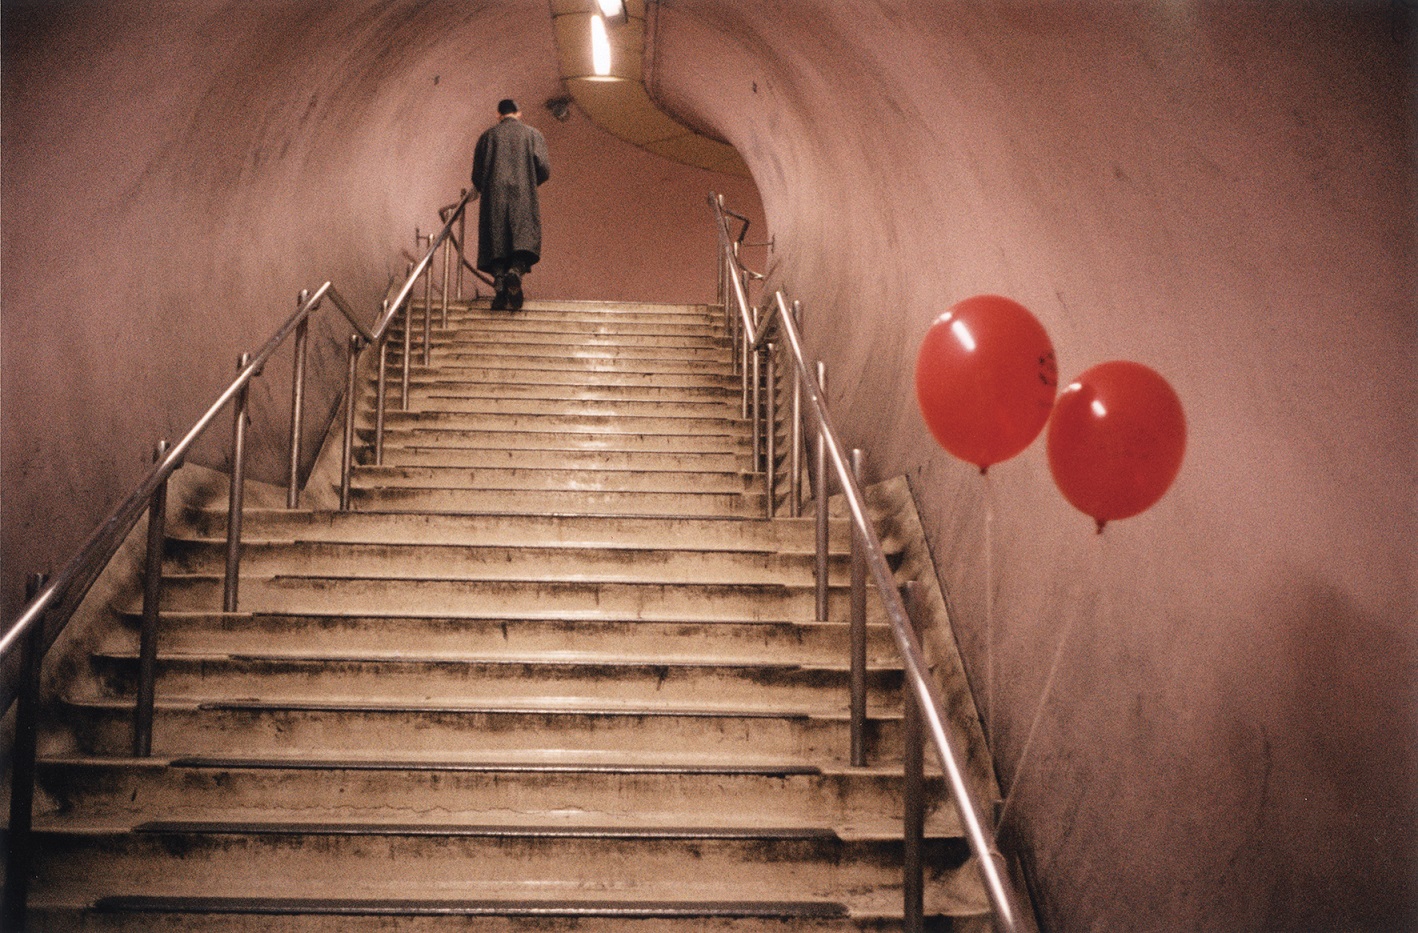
[1, 186, 477, 928]
[710, 193, 1030, 933]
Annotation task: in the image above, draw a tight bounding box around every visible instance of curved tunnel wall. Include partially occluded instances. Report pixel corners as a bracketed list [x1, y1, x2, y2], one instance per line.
[1, 0, 762, 618]
[1, 2, 1413, 930]
[647, 2, 1415, 930]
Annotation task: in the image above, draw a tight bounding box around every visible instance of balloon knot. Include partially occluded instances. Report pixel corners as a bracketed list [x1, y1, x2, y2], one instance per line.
[1095, 519, 1107, 534]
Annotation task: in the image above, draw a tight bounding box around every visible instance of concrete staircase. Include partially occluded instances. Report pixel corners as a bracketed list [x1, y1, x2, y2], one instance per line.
[21, 298, 995, 930]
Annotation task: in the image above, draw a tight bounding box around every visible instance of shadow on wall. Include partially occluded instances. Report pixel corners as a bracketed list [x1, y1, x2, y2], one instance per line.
[1254, 579, 1417, 931]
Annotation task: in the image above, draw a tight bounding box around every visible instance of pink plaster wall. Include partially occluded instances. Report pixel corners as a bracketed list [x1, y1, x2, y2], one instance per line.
[648, 2, 1415, 930]
[1, 0, 761, 620]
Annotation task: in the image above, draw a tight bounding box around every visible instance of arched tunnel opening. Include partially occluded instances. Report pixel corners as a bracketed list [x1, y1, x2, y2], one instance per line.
[2, 2, 1414, 930]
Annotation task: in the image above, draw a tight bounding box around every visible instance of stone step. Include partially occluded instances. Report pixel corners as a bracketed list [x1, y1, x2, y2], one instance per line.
[347, 464, 756, 495]
[147, 574, 884, 621]
[412, 317, 727, 339]
[343, 486, 766, 518]
[25, 899, 997, 933]
[367, 377, 738, 403]
[28, 823, 981, 915]
[87, 652, 904, 708]
[109, 613, 895, 667]
[176, 510, 850, 552]
[23, 901, 861, 933]
[35, 755, 957, 831]
[362, 445, 755, 472]
[407, 355, 735, 376]
[361, 426, 752, 454]
[376, 366, 741, 391]
[359, 409, 749, 434]
[57, 697, 907, 764]
[163, 537, 854, 583]
[388, 334, 731, 355]
[450, 300, 721, 324]
[365, 392, 739, 419]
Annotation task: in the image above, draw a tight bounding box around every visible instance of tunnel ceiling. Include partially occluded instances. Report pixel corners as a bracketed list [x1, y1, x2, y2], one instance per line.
[548, 0, 748, 176]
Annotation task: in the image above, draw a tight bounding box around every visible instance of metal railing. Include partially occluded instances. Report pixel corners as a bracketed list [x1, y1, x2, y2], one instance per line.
[0, 186, 478, 931]
[710, 193, 1030, 933]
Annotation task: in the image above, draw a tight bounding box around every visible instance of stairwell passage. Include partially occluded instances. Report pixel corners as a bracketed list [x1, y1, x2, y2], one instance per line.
[13, 295, 1001, 931]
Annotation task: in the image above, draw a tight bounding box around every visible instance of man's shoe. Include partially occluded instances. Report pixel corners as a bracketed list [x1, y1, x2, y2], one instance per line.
[504, 269, 523, 311]
[491, 288, 509, 311]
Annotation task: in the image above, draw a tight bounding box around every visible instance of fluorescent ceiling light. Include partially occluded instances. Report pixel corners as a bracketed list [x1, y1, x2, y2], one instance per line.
[591, 14, 611, 76]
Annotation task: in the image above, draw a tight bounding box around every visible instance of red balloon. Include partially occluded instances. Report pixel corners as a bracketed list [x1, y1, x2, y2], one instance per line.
[1047, 361, 1186, 532]
[915, 295, 1058, 471]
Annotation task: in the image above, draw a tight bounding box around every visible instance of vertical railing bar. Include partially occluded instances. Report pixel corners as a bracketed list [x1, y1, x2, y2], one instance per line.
[441, 235, 452, 328]
[286, 292, 310, 510]
[457, 190, 468, 301]
[134, 439, 170, 758]
[421, 234, 433, 367]
[3, 572, 47, 932]
[740, 311, 751, 417]
[401, 262, 413, 411]
[850, 447, 868, 767]
[752, 344, 763, 472]
[375, 336, 389, 467]
[222, 353, 251, 614]
[902, 583, 926, 933]
[340, 333, 364, 511]
[815, 360, 830, 623]
[789, 301, 803, 518]
[765, 342, 777, 518]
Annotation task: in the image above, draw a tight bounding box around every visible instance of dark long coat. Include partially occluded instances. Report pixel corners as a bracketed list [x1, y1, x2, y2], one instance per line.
[471, 116, 550, 272]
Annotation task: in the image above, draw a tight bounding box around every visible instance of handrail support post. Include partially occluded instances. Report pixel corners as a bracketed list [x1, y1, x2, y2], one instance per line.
[751, 338, 763, 473]
[789, 301, 803, 518]
[401, 262, 414, 410]
[134, 440, 170, 757]
[765, 343, 778, 518]
[421, 233, 433, 367]
[375, 331, 389, 466]
[223, 354, 252, 614]
[815, 361, 830, 623]
[457, 189, 468, 301]
[340, 333, 366, 511]
[902, 584, 926, 933]
[850, 448, 868, 767]
[441, 235, 452, 328]
[286, 291, 310, 510]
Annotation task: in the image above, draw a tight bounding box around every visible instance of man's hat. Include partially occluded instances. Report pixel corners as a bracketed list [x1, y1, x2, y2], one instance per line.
[497, 98, 519, 115]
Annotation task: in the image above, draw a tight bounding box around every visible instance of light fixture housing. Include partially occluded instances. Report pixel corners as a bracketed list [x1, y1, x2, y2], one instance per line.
[595, 0, 626, 21]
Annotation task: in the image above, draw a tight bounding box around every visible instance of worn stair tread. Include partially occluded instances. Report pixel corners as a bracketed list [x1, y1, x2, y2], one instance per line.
[41, 752, 950, 783]
[194, 698, 860, 718]
[91, 896, 852, 919]
[167, 534, 810, 557]
[164, 755, 824, 776]
[65, 695, 898, 721]
[128, 821, 843, 840]
[97, 650, 898, 672]
[156, 570, 863, 590]
[118, 609, 867, 626]
[174, 509, 850, 551]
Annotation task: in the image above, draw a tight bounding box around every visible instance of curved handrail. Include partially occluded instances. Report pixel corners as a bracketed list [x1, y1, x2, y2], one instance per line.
[0, 191, 476, 704]
[710, 193, 1030, 933]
